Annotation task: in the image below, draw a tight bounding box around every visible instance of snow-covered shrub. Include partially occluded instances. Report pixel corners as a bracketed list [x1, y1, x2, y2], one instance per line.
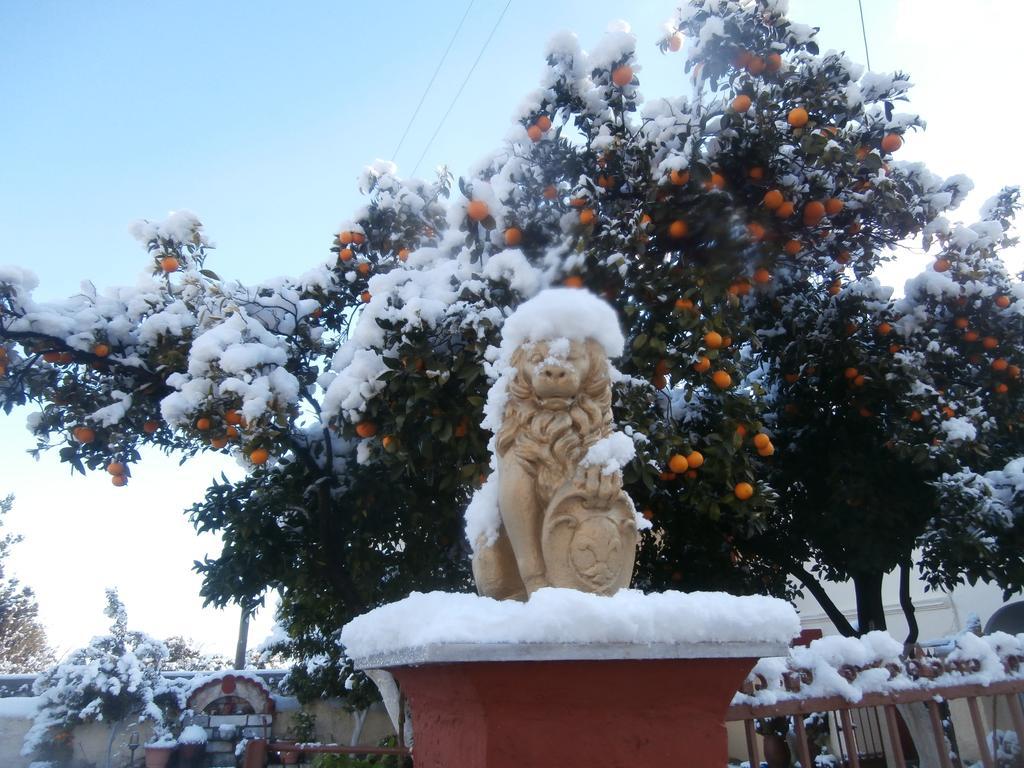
[22, 590, 185, 758]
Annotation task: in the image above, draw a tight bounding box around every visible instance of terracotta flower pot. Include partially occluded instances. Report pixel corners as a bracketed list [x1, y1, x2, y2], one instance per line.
[144, 744, 176, 768]
[281, 749, 301, 765]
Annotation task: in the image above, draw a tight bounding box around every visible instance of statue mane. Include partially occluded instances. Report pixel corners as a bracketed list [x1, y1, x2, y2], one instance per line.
[495, 339, 613, 503]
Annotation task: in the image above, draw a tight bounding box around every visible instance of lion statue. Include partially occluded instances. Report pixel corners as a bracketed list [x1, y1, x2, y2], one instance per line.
[471, 329, 638, 601]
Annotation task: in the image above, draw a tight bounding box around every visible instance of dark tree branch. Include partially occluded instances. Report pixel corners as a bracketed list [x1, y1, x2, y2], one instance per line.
[790, 563, 857, 637]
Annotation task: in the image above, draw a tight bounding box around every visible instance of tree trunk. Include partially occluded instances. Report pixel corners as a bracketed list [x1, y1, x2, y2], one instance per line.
[790, 564, 857, 637]
[853, 571, 886, 635]
[899, 562, 920, 647]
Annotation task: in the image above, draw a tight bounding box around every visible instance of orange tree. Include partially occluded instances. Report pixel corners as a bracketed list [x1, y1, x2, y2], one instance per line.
[1, 1, 1022, 696]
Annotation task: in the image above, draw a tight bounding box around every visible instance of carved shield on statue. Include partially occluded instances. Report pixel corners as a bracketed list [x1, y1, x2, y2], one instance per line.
[541, 485, 638, 595]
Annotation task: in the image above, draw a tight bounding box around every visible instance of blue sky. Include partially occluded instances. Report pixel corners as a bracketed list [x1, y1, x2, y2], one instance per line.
[1, 0, 1021, 658]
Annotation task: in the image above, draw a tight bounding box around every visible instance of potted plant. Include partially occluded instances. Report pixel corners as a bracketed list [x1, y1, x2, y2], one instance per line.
[177, 723, 208, 765]
[144, 733, 178, 768]
[280, 710, 317, 764]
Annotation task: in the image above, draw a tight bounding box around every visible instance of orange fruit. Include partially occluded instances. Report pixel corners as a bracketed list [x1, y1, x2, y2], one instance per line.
[210, 436, 228, 450]
[693, 356, 711, 374]
[543, 185, 558, 200]
[765, 52, 782, 72]
[339, 248, 354, 262]
[983, 336, 999, 350]
[611, 65, 634, 87]
[877, 322, 892, 336]
[504, 227, 523, 247]
[836, 250, 851, 265]
[995, 295, 1011, 309]
[142, 420, 159, 434]
[775, 201, 795, 218]
[734, 482, 754, 500]
[844, 367, 859, 379]
[669, 169, 690, 186]
[111, 475, 128, 487]
[225, 425, 240, 439]
[704, 331, 723, 349]
[249, 448, 270, 465]
[787, 107, 809, 128]
[753, 433, 771, 450]
[659, 471, 677, 482]
[398, 248, 411, 262]
[355, 421, 378, 438]
[729, 281, 751, 297]
[225, 410, 243, 425]
[707, 172, 726, 190]
[803, 201, 826, 226]
[195, 417, 211, 431]
[757, 444, 775, 457]
[527, 124, 543, 142]
[909, 410, 923, 422]
[784, 239, 802, 256]
[934, 258, 951, 273]
[686, 451, 705, 468]
[579, 209, 596, 226]
[735, 424, 748, 437]
[467, 200, 490, 221]
[93, 343, 110, 358]
[668, 454, 690, 473]
[73, 426, 96, 444]
[351, 232, 366, 245]
[825, 198, 844, 216]
[964, 330, 979, 342]
[881, 133, 903, 153]
[652, 374, 667, 390]
[747, 222, 766, 241]
[668, 33, 683, 52]
[784, 372, 799, 383]
[763, 189, 784, 209]
[853, 375, 865, 387]
[993, 358, 1009, 372]
[828, 280, 841, 296]
[942, 406, 956, 418]
[536, 115, 552, 132]
[954, 317, 969, 330]
[731, 94, 752, 112]
[711, 370, 732, 389]
[357, 262, 371, 277]
[360, 290, 372, 303]
[746, 56, 766, 75]
[382, 435, 397, 449]
[338, 231, 353, 244]
[748, 166, 765, 180]
[668, 220, 689, 238]
[995, 383, 1009, 394]
[106, 462, 126, 476]
[655, 359, 671, 376]
[1010, 365, 1021, 379]
[753, 268, 771, 284]
[160, 256, 180, 273]
[674, 298, 694, 312]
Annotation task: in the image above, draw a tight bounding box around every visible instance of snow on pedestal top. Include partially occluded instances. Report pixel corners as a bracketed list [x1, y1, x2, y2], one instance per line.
[340, 588, 799, 668]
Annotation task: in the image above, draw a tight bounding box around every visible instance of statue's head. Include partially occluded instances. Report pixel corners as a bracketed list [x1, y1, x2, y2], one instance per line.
[508, 338, 604, 403]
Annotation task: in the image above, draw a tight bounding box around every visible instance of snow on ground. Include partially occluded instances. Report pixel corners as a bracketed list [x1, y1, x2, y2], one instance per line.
[340, 588, 800, 658]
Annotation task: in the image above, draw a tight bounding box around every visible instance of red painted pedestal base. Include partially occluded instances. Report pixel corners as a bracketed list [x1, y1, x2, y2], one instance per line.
[389, 656, 756, 768]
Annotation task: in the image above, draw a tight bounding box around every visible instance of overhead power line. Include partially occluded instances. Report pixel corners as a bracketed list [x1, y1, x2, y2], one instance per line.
[391, 0, 476, 163]
[411, 0, 513, 177]
[857, 0, 872, 70]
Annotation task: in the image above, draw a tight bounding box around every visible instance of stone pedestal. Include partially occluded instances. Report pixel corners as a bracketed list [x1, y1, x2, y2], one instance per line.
[352, 641, 785, 768]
